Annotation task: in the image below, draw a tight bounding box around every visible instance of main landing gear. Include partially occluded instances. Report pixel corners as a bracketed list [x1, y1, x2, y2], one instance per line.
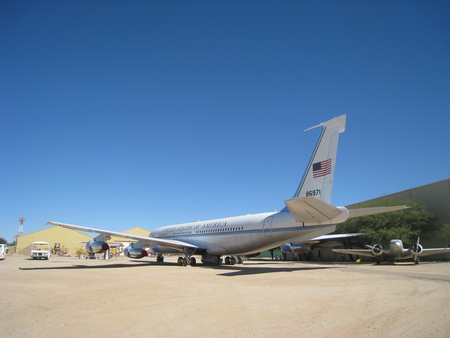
[177, 256, 196, 266]
[224, 256, 243, 265]
[167, 252, 244, 267]
[174, 255, 243, 266]
[155, 254, 195, 266]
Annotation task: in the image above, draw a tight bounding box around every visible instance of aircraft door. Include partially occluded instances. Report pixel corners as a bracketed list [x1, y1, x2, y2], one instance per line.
[263, 216, 273, 237]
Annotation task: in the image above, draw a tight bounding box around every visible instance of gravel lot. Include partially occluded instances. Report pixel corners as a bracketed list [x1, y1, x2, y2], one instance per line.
[1, 255, 449, 337]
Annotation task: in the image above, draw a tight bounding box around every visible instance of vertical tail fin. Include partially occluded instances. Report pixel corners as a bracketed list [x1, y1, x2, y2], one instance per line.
[293, 115, 346, 204]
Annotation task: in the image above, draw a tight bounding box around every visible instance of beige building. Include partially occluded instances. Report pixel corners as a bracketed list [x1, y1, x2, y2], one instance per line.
[15, 225, 152, 256]
[109, 227, 151, 243]
[16, 226, 93, 255]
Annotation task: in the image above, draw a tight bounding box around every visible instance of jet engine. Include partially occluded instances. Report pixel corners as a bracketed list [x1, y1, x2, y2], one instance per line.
[281, 243, 314, 254]
[371, 244, 383, 256]
[86, 239, 109, 254]
[124, 246, 148, 259]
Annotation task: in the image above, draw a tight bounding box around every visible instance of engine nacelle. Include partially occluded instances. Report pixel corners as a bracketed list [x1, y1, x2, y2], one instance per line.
[86, 239, 109, 254]
[371, 244, 383, 256]
[281, 243, 314, 254]
[124, 246, 148, 259]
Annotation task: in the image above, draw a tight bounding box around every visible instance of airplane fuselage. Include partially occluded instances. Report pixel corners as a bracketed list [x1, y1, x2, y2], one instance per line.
[150, 209, 345, 256]
[389, 239, 407, 259]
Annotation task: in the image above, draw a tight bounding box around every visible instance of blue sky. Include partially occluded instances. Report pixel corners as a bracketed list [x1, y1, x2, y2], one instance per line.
[1, 1, 449, 242]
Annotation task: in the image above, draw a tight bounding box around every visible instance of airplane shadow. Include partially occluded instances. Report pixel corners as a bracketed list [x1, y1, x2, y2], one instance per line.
[215, 266, 334, 277]
[18, 260, 336, 276]
[202, 262, 336, 276]
[18, 262, 152, 270]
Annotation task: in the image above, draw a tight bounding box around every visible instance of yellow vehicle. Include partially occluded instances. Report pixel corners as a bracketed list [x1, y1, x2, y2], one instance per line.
[75, 246, 87, 258]
[51, 243, 69, 256]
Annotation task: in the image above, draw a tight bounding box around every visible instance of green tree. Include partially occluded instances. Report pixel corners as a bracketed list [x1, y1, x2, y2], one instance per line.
[436, 223, 450, 242]
[336, 198, 436, 247]
[0, 237, 7, 245]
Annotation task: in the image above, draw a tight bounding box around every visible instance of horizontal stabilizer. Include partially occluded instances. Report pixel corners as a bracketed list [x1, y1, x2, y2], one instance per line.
[347, 205, 409, 219]
[284, 196, 345, 223]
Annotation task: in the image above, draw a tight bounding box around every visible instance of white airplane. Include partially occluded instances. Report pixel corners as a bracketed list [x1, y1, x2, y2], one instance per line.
[333, 237, 450, 265]
[46, 115, 407, 266]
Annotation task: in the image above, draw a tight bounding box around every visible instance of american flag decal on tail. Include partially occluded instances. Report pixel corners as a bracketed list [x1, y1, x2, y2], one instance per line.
[313, 158, 332, 178]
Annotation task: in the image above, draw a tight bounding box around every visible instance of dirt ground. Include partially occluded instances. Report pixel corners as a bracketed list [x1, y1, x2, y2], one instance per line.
[1, 255, 449, 338]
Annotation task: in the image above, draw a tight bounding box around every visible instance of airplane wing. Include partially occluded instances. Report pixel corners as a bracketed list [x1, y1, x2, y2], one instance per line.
[312, 233, 366, 241]
[419, 247, 450, 257]
[347, 205, 409, 218]
[332, 248, 378, 258]
[284, 196, 345, 223]
[45, 221, 201, 251]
